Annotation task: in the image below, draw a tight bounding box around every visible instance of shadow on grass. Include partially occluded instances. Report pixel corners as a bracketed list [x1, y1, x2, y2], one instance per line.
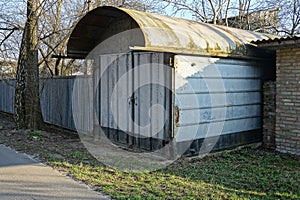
[160, 147, 300, 199]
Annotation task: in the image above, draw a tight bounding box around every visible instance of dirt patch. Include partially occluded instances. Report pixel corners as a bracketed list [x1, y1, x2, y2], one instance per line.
[0, 113, 99, 165]
[0, 113, 173, 171]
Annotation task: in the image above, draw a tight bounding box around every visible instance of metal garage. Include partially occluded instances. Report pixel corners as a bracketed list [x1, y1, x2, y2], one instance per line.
[68, 6, 275, 157]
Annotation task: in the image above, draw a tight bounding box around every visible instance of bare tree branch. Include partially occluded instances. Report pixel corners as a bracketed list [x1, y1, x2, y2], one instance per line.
[0, 30, 15, 46]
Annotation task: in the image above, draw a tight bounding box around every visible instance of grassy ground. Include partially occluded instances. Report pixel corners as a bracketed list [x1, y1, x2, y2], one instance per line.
[0, 113, 299, 200]
[51, 148, 299, 200]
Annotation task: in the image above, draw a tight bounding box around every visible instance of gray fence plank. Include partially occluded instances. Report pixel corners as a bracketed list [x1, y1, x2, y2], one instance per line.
[0, 80, 15, 114]
[0, 77, 93, 132]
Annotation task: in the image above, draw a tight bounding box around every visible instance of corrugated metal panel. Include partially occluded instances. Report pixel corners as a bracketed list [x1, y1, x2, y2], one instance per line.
[40, 77, 81, 130]
[174, 55, 263, 142]
[253, 36, 300, 49]
[72, 76, 94, 132]
[254, 36, 300, 45]
[122, 8, 274, 57]
[133, 52, 172, 141]
[0, 77, 95, 132]
[67, 6, 276, 59]
[96, 52, 173, 150]
[0, 80, 15, 114]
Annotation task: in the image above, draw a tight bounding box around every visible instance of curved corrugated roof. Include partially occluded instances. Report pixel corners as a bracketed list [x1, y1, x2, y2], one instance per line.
[67, 6, 276, 59]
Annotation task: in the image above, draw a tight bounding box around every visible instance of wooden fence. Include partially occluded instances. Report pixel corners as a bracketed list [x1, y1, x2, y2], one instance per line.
[0, 76, 93, 132]
[0, 79, 15, 114]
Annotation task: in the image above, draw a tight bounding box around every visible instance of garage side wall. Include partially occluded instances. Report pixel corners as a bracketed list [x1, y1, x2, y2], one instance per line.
[174, 55, 264, 155]
[275, 48, 300, 155]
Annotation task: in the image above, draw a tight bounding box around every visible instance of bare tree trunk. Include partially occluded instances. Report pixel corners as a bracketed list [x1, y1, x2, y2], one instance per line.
[15, 0, 43, 130]
[15, 37, 26, 129]
[208, 0, 218, 24]
[224, 0, 231, 26]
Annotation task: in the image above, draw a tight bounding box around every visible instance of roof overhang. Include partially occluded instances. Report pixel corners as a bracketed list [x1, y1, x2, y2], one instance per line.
[253, 36, 300, 50]
[67, 6, 277, 59]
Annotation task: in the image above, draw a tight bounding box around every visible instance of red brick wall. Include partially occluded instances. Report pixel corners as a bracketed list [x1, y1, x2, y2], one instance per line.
[275, 48, 300, 155]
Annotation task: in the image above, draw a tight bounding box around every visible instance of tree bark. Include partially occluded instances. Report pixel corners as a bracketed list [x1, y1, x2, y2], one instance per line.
[15, 0, 43, 130]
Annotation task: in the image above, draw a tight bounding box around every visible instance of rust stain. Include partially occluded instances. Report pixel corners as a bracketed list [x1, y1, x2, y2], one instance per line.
[175, 106, 179, 127]
[68, 6, 278, 59]
[187, 34, 198, 50]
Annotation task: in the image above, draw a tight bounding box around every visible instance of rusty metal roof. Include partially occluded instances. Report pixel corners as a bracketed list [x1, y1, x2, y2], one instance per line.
[67, 6, 276, 59]
[253, 36, 300, 50]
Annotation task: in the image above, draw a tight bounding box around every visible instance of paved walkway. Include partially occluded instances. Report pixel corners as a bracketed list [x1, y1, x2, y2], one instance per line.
[0, 144, 109, 200]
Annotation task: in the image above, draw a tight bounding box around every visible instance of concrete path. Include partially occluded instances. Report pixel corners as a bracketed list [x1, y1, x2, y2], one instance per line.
[0, 144, 109, 200]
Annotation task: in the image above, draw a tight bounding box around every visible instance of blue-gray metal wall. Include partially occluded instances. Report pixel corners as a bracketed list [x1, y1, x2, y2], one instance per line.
[174, 55, 263, 154]
[40, 77, 76, 130]
[0, 79, 15, 114]
[94, 52, 173, 150]
[0, 53, 267, 155]
[0, 77, 92, 131]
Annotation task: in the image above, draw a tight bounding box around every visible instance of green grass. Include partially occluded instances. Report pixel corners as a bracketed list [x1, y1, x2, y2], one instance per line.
[69, 150, 94, 160]
[29, 130, 43, 139]
[50, 147, 300, 200]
